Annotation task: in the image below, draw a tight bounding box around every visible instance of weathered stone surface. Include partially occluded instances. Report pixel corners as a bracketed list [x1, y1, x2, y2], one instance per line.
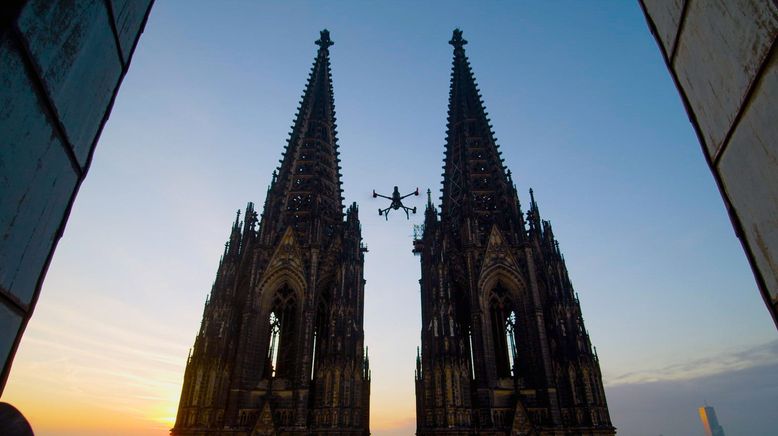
[673, 0, 778, 157]
[642, 0, 685, 56]
[0, 0, 154, 392]
[0, 38, 77, 308]
[109, 0, 153, 63]
[17, 0, 123, 167]
[0, 304, 22, 371]
[718, 51, 778, 303]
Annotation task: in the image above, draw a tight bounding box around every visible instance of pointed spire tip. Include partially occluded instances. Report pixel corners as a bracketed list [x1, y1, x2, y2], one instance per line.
[449, 28, 467, 49]
[315, 29, 334, 49]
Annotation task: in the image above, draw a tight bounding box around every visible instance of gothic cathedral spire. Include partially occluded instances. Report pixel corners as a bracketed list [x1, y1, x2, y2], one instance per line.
[260, 29, 344, 247]
[414, 30, 615, 435]
[442, 29, 522, 235]
[173, 30, 370, 435]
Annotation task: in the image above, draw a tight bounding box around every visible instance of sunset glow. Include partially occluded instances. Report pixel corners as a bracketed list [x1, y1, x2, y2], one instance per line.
[3, 2, 777, 435]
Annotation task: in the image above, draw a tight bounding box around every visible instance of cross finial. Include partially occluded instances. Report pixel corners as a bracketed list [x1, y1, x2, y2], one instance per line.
[449, 28, 467, 49]
[315, 29, 334, 50]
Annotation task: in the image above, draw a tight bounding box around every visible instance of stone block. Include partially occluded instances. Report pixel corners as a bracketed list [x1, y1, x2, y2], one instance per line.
[718, 51, 778, 303]
[673, 0, 778, 157]
[17, 0, 123, 168]
[0, 304, 22, 372]
[109, 0, 153, 63]
[642, 0, 685, 56]
[0, 37, 77, 308]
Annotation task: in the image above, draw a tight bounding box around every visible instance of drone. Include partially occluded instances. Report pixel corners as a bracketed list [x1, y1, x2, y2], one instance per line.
[373, 186, 419, 220]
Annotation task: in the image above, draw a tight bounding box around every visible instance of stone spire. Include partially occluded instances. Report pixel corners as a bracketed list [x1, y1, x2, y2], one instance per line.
[415, 30, 614, 436]
[441, 29, 516, 230]
[173, 30, 369, 436]
[260, 29, 344, 246]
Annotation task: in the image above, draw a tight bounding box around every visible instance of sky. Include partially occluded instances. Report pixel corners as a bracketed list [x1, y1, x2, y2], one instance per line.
[3, 1, 778, 435]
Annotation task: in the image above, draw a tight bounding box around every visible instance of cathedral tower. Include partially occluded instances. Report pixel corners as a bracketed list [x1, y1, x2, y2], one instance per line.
[173, 30, 370, 435]
[413, 30, 614, 435]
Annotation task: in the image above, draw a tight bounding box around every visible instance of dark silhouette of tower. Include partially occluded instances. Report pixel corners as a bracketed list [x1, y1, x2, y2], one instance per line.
[413, 30, 614, 435]
[172, 30, 370, 435]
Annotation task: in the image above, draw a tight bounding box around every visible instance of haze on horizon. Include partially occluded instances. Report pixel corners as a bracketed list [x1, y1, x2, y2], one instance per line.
[3, 2, 777, 435]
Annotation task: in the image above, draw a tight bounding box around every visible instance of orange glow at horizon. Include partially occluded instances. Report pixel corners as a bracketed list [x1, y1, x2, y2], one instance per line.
[1, 287, 416, 435]
[1, 290, 189, 436]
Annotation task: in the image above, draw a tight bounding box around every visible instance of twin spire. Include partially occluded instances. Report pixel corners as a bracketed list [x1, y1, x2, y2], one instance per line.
[441, 28, 515, 225]
[260, 29, 343, 244]
[261, 28, 520, 241]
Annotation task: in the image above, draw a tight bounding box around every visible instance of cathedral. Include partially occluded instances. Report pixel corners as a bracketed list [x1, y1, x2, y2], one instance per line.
[173, 28, 614, 436]
[172, 30, 371, 435]
[413, 30, 615, 435]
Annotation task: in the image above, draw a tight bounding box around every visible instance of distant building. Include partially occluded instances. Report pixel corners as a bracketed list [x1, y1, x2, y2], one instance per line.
[0, 0, 154, 392]
[698, 405, 726, 436]
[171, 30, 370, 435]
[413, 29, 614, 435]
[639, 1, 778, 328]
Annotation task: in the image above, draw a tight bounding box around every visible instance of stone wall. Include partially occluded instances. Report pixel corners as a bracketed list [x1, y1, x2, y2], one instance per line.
[640, 0, 778, 328]
[0, 0, 154, 391]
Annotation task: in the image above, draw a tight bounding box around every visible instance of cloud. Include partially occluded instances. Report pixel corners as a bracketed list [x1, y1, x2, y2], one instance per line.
[3, 291, 189, 431]
[607, 340, 778, 385]
[606, 360, 778, 436]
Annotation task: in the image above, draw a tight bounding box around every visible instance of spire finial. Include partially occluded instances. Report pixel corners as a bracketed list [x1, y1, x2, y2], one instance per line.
[449, 28, 467, 50]
[315, 29, 334, 50]
[427, 188, 432, 205]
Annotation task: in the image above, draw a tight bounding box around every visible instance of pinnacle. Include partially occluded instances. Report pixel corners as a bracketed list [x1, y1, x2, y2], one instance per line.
[315, 29, 334, 50]
[449, 28, 468, 49]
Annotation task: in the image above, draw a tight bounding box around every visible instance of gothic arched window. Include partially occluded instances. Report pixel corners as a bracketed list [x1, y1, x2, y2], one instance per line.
[267, 286, 298, 379]
[488, 284, 518, 378]
[312, 287, 332, 380]
[506, 311, 517, 375]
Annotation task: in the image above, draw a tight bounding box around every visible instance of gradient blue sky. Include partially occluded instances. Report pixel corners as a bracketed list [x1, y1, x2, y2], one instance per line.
[4, 2, 778, 435]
